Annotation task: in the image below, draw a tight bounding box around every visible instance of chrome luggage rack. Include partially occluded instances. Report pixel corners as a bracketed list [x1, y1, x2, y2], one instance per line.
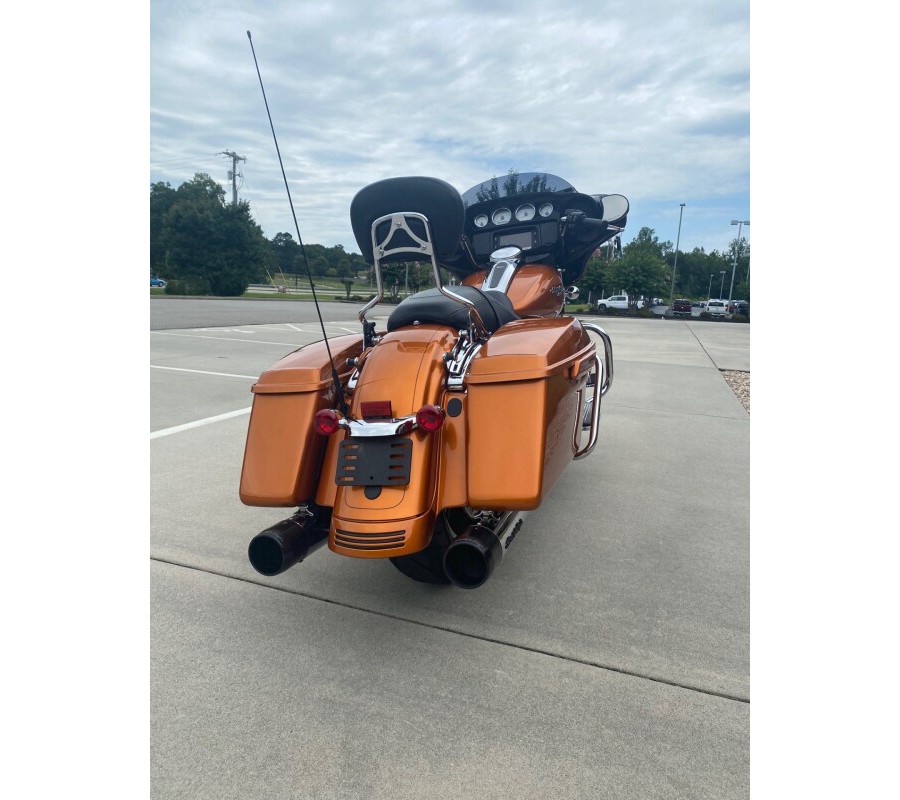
[357, 211, 489, 346]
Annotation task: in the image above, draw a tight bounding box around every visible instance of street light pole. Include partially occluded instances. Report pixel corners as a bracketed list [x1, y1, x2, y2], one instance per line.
[728, 219, 749, 304]
[719, 270, 726, 298]
[669, 203, 685, 303]
[708, 274, 713, 299]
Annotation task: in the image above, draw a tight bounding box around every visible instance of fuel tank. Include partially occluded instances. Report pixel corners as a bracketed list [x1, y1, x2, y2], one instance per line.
[463, 263, 564, 317]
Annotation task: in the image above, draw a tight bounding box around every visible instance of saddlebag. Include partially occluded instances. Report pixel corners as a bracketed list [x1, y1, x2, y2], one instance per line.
[239, 334, 363, 507]
[463, 317, 594, 510]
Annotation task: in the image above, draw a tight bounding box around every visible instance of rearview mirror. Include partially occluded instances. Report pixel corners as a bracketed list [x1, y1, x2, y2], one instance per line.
[599, 194, 628, 223]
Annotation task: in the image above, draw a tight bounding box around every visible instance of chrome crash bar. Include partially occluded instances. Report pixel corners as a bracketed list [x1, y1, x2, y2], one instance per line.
[572, 322, 614, 459]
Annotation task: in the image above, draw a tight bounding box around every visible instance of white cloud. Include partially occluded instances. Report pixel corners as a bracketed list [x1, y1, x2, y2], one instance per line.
[151, 0, 749, 254]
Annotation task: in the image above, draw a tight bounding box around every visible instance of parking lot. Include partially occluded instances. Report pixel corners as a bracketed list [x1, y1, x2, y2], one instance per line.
[150, 299, 749, 799]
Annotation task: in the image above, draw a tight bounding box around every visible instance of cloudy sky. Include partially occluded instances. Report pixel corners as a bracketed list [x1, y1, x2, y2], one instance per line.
[150, 0, 749, 257]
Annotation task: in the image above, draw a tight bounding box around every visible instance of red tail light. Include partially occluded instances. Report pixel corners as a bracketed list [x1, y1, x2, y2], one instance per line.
[314, 409, 341, 436]
[360, 400, 392, 419]
[416, 405, 445, 432]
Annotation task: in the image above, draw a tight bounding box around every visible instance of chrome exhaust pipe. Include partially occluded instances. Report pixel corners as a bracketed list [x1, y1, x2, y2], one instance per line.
[247, 505, 330, 576]
[442, 512, 525, 589]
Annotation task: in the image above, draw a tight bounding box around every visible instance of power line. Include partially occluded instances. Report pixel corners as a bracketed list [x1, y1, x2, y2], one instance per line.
[149, 153, 224, 169]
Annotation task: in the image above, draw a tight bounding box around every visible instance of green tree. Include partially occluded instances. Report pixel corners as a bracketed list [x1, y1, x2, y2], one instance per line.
[580, 253, 613, 301]
[610, 227, 670, 305]
[154, 173, 268, 295]
[150, 181, 177, 273]
[270, 232, 301, 274]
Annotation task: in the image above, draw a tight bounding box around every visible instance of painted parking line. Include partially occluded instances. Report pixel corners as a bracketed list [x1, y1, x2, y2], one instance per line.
[152, 331, 303, 346]
[150, 407, 251, 440]
[150, 365, 259, 380]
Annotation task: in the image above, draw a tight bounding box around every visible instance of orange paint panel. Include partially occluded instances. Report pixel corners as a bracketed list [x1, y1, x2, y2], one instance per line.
[326, 326, 455, 534]
[463, 263, 564, 317]
[464, 317, 589, 510]
[330, 509, 436, 558]
[251, 334, 363, 393]
[435, 394, 468, 509]
[466, 373, 578, 509]
[468, 318, 593, 382]
[239, 391, 328, 506]
[239, 335, 362, 507]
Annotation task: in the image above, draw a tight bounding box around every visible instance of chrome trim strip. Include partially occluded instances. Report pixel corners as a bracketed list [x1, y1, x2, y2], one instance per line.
[339, 416, 417, 438]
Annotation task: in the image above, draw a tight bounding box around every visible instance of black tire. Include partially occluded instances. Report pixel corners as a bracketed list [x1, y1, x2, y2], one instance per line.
[389, 508, 473, 584]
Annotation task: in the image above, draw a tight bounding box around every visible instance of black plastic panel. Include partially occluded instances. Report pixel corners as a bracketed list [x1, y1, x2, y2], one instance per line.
[336, 437, 412, 486]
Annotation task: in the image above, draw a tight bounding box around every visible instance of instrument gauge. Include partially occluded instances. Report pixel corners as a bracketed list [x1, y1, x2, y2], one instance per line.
[474, 213, 489, 228]
[515, 203, 536, 222]
[539, 202, 554, 218]
[491, 207, 512, 225]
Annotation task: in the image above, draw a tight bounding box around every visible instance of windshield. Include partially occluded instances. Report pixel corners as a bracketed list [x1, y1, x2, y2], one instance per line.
[461, 171, 576, 206]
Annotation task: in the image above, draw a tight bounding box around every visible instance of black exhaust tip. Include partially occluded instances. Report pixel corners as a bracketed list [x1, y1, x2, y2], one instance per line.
[248, 510, 329, 576]
[443, 525, 502, 589]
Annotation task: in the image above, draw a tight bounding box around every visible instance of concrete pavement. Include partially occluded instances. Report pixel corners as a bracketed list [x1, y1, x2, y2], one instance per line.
[150, 303, 749, 798]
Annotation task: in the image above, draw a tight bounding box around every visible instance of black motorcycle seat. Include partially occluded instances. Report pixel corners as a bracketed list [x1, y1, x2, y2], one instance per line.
[386, 285, 518, 333]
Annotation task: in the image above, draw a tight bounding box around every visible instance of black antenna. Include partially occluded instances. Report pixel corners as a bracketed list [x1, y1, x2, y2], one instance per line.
[247, 30, 350, 416]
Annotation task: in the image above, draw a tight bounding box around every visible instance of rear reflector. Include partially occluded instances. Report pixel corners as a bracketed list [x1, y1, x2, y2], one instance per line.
[360, 400, 392, 419]
[416, 405, 445, 432]
[314, 409, 341, 435]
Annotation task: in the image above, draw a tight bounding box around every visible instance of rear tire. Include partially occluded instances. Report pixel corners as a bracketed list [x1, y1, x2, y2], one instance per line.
[389, 508, 474, 584]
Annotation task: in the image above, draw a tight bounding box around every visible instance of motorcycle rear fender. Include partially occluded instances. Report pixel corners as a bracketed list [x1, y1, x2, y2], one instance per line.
[318, 325, 457, 558]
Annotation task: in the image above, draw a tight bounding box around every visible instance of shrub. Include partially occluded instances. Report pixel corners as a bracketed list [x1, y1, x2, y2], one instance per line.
[165, 275, 211, 295]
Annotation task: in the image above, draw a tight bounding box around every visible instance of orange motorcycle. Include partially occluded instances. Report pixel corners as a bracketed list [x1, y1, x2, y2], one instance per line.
[239, 172, 627, 588]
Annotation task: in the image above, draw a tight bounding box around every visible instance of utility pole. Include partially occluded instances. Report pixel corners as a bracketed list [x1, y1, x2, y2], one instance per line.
[669, 203, 685, 303]
[728, 219, 749, 303]
[220, 150, 246, 205]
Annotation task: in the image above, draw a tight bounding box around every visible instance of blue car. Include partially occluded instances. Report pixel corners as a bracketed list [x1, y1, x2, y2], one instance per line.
[150, 275, 167, 288]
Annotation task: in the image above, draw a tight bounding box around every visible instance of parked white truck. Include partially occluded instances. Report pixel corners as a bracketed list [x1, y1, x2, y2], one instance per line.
[705, 299, 731, 319]
[596, 294, 645, 311]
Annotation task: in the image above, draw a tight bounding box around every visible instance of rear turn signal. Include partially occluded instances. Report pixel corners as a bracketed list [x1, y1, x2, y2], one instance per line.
[314, 409, 341, 436]
[416, 405, 445, 432]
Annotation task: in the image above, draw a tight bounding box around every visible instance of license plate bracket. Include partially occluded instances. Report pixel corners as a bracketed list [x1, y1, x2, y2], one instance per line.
[336, 437, 412, 486]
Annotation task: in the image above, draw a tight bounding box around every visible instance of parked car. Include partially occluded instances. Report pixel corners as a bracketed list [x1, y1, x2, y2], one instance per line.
[706, 299, 730, 319]
[151, 275, 167, 288]
[596, 294, 645, 311]
[671, 299, 693, 317]
[731, 300, 749, 317]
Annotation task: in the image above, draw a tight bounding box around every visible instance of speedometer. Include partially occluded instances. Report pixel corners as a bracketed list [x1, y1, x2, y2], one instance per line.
[515, 203, 536, 221]
[474, 213, 489, 228]
[491, 207, 512, 225]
